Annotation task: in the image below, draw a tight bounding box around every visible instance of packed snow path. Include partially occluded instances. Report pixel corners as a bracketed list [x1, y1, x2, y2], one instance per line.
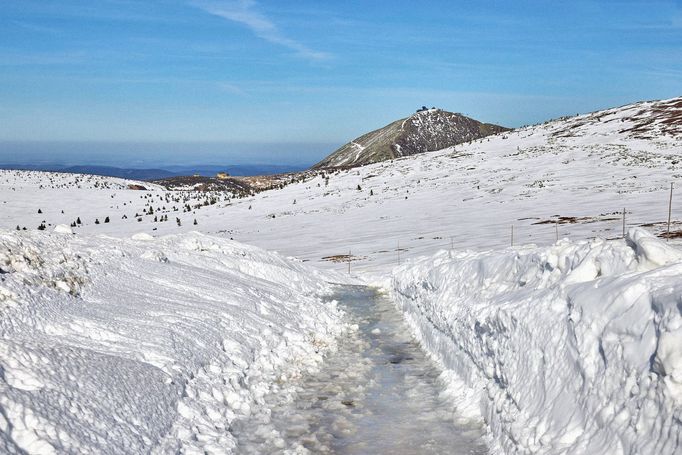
[232, 285, 488, 454]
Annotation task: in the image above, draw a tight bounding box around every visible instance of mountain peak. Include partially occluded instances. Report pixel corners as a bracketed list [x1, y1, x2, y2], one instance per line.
[313, 109, 508, 169]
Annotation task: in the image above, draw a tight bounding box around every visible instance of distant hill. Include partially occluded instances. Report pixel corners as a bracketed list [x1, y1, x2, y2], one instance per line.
[0, 163, 307, 180]
[162, 164, 307, 177]
[313, 108, 509, 169]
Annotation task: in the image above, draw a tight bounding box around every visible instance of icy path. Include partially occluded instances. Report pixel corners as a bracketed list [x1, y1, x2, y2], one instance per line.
[232, 286, 488, 454]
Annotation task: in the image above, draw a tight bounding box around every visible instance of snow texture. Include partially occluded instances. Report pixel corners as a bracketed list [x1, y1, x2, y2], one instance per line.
[0, 96, 681, 454]
[392, 228, 682, 454]
[0, 230, 346, 454]
[4, 98, 680, 276]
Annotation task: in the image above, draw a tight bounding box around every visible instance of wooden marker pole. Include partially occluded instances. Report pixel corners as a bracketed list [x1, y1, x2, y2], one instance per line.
[668, 183, 673, 238]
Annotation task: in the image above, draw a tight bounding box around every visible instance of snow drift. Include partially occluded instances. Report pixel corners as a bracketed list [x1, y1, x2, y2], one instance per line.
[0, 230, 346, 454]
[392, 228, 682, 454]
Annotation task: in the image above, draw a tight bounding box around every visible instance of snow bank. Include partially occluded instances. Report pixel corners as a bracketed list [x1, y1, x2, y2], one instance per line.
[0, 230, 346, 454]
[392, 228, 682, 454]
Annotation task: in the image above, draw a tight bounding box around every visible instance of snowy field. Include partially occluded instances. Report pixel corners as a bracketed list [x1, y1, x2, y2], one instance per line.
[0, 229, 348, 453]
[3, 98, 680, 276]
[1, 96, 681, 454]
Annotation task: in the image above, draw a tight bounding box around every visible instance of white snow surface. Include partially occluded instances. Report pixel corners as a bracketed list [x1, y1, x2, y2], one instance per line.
[1, 96, 681, 453]
[0, 229, 347, 454]
[392, 228, 682, 454]
[4, 98, 681, 275]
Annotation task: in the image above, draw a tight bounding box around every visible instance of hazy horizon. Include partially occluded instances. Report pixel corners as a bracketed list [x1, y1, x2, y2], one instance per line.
[0, 140, 339, 167]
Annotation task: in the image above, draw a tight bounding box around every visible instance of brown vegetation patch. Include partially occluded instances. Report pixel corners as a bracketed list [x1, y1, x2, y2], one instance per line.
[659, 230, 682, 239]
[127, 184, 147, 190]
[533, 215, 620, 225]
[322, 254, 366, 263]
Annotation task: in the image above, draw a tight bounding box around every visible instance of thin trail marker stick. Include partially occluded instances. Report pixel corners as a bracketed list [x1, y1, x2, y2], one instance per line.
[622, 207, 626, 239]
[668, 183, 673, 239]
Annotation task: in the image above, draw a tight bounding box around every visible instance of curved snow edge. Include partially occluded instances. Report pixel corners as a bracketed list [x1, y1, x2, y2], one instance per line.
[0, 230, 348, 454]
[391, 227, 682, 455]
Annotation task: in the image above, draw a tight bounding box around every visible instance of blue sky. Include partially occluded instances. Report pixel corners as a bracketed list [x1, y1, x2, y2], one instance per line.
[0, 0, 681, 165]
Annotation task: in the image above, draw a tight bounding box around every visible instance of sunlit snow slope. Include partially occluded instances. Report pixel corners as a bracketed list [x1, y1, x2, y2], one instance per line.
[313, 108, 508, 168]
[0, 230, 346, 453]
[0, 96, 681, 455]
[393, 228, 682, 454]
[1, 97, 681, 275]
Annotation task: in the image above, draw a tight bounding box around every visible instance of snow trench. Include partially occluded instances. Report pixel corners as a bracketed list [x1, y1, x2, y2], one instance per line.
[391, 228, 682, 454]
[0, 230, 347, 454]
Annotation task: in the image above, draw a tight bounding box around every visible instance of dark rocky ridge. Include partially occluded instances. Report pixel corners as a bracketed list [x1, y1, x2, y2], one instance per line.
[313, 108, 509, 169]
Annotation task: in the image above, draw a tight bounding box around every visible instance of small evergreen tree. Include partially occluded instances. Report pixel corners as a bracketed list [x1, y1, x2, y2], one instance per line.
[95, 218, 100, 224]
[104, 216, 110, 223]
[38, 208, 42, 214]
[193, 218, 198, 225]
[76, 217, 81, 225]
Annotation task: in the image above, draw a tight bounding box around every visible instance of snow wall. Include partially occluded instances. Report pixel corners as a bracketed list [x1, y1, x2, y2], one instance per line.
[392, 227, 682, 454]
[0, 230, 346, 454]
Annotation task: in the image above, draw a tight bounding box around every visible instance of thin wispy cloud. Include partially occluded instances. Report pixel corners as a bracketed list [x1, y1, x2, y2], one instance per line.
[12, 20, 61, 35]
[673, 12, 682, 28]
[0, 50, 86, 66]
[192, 0, 330, 61]
[216, 81, 246, 95]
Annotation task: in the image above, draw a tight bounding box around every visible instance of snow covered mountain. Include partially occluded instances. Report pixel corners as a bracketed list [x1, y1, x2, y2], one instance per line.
[313, 108, 508, 168]
[3, 97, 681, 271]
[1, 95, 682, 454]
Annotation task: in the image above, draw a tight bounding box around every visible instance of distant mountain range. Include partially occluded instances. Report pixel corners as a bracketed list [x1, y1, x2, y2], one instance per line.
[313, 108, 508, 169]
[0, 163, 307, 181]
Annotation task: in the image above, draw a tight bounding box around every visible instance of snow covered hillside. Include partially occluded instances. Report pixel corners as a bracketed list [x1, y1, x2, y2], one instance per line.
[0, 96, 681, 454]
[312, 108, 508, 168]
[0, 229, 346, 453]
[392, 228, 682, 454]
[188, 95, 681, 274]
[0, 169, 238, 236]
[3, 97, 679, 275]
